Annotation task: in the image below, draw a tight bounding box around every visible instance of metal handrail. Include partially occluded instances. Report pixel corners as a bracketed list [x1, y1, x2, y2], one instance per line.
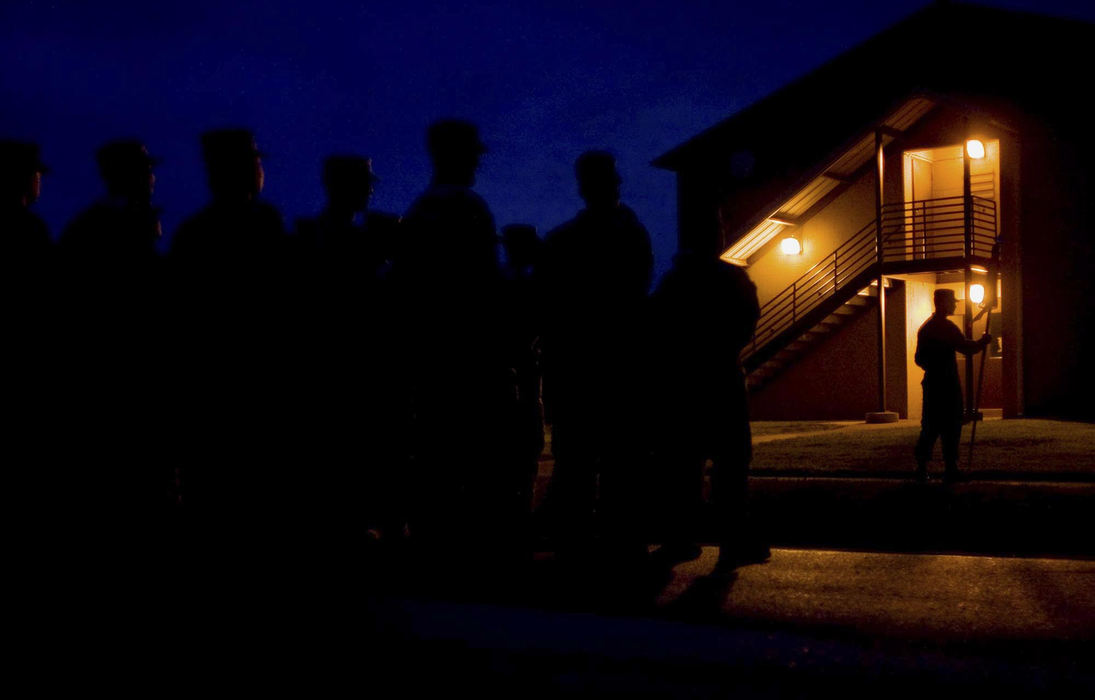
[744, 195, 997, 363]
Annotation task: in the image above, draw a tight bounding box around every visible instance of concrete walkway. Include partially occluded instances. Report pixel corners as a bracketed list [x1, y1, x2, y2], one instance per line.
[371, 546, 1095, 694]
[656, 546, 1094, 641]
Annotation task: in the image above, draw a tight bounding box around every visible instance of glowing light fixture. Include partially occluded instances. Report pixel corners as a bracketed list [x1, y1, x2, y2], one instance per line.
[780, 234, 802, 255]
[966, 139, 986, 160]
[969, 283, 986, 305]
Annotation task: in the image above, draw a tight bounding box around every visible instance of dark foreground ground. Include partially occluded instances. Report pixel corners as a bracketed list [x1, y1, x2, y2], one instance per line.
[366, 419, 1095, 696]
[366, 545, 1095, 697]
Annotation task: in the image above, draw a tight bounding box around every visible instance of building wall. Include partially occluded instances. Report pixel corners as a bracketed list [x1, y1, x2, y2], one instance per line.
[750, 284, 907, 420]
[1017, 118, 1095, 418]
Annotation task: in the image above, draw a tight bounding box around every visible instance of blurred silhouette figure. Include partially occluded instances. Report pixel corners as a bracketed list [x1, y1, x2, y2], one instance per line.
[295, 155, 405, 552]
[535, 150, 653, 564]
[650, 239, 765, 571]
[297, 155, 397, 273]
[500, 223, 545, 545]
[914, 288, 991, 483]
[57, 140, 171, 563]
[2, 140, 56, 569]
[0, 140, 51, 262]
[396, 120, 517, 562]
[61, 140, 162, 259]
[169, 129, 290, 562]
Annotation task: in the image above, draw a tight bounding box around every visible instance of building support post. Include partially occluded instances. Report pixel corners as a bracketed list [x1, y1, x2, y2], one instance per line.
[963, 133, 976, 419]
[867, 128, 898, 423]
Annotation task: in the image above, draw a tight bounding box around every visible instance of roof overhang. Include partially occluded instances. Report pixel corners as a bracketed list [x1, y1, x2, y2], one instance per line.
[720, 96, 936, 266]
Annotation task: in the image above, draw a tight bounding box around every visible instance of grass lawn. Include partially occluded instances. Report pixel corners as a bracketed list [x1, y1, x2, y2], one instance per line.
[751, 421, 850, 437]
[750, 419, 1095, 480]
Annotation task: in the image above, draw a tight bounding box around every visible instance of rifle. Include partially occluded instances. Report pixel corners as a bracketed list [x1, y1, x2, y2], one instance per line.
[967, 239, 1002, 470]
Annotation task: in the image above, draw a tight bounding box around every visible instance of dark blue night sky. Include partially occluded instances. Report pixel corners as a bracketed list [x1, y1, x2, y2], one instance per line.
[3, 0, 1094, 278]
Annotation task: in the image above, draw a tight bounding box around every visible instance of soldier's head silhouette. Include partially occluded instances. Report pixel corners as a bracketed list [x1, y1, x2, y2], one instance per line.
[575, 150, 621, 210]
[0, 140, 48, 207]
[201, 129, 264, 201]
[97, 140, 158, 204]
[427, 119, 486, 187]
[934, 288, 958, 315]
[501, 223, 541, 270]
[322, 155, 378, 214]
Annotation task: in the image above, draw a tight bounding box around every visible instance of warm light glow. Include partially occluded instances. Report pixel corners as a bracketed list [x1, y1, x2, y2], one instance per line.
[969, 283, 985, 305]
[780, 236, 802, 255]
[966, 139, 986, 159]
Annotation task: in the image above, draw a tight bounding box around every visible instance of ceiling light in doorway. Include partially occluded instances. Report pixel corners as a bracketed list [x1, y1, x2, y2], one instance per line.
[966, 139, 986, 160]
[969, 283, 986, 305]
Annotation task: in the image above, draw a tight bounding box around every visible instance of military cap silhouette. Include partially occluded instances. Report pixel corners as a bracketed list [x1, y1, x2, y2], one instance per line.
[323, 155, 379, 186]
[427, 119, 487, 159]
[575, 150, 621, 185]
[96, 140, 159, 184]
[934, 288, 957, 305]
[201, 129, 263, 164]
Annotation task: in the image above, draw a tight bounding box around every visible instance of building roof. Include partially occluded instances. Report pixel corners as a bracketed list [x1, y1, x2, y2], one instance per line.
[653, 2, 1094, 176]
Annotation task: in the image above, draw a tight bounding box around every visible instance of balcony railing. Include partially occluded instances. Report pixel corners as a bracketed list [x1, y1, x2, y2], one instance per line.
[881, 195, 996, 262]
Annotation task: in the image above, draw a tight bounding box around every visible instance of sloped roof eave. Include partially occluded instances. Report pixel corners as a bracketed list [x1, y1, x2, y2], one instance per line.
[718, 94, 938, 266]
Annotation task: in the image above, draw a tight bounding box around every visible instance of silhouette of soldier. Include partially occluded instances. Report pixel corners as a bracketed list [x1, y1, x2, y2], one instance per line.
[500, 223, 546, 543]
[169, 129, 290, 558]
[396, 120, 515, 560]
[58, 140, 170, 559]
[535, 150, 653, 563]
[297, 155, 399, 277]
[650, 239, 766, 570]
[294, 155, 405, 551]
[914, 288, 991, 483]
[0, 140, 52, 314]
[0, 140, 51, 263]
[1, 141, 56, 562]
[61, 140, 162, 262]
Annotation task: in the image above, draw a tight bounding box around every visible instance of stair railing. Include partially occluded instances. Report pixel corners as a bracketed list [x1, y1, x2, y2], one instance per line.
[746, 218, 877, 359]
[743, 195, 997, 364]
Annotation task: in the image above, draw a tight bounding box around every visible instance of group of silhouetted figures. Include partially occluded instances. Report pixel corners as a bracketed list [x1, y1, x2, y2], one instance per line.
[2, 122, 768, 603]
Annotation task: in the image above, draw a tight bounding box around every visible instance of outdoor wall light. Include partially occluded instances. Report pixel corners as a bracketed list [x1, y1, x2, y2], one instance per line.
[969, 283, 986, 305]
[966, 139, 986, 160]
[780, 232, 802, 255]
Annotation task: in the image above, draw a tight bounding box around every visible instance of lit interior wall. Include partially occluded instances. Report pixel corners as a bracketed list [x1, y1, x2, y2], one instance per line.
[903, 276, 935, 422]
[902, 141, 999, 201]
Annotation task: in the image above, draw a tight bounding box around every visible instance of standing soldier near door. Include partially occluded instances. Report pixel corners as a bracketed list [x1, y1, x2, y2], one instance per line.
[914, 288, 991, 483]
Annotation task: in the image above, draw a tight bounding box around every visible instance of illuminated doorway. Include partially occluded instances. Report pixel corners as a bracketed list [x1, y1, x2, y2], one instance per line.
[902, 141, 999, 260]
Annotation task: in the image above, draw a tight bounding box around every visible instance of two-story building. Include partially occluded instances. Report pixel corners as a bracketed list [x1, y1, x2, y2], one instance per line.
[654, 2, 1094, 421]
